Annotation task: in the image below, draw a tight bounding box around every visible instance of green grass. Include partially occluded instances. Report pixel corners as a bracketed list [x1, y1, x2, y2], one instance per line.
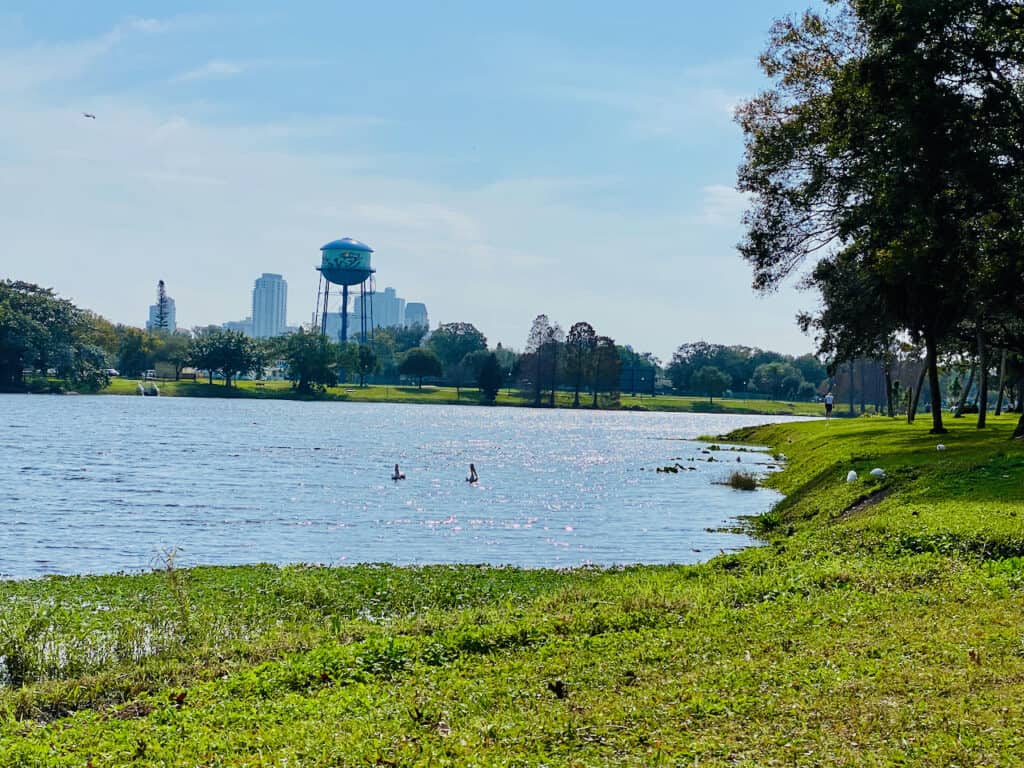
[2, 415, 1023, 765]
[100, 377, 825, 415]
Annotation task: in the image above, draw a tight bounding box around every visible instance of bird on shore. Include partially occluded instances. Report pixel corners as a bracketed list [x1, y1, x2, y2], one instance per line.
[83, 113, 96, 119]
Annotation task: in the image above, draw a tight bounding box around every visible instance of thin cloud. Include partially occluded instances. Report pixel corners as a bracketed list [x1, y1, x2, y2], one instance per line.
[0, 16, 168, 93]
[172, 59, 246, 83]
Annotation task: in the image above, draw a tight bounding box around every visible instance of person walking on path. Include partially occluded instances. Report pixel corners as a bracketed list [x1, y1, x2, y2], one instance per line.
[824, 391, 835, 420]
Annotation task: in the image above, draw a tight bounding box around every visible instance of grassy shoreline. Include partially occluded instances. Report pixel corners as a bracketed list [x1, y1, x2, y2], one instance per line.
[96, 376, 826, 416]
[2, 415, 1023, 765]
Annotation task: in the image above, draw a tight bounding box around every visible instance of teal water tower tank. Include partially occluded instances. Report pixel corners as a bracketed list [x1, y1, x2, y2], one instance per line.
[318, 238, 375, 286]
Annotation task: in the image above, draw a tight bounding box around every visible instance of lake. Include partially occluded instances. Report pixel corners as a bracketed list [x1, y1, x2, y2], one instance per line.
[0, 394, 806, 579]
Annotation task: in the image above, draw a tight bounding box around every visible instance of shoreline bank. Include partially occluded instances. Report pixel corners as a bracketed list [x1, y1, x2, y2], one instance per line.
[84, 377, 827, 417]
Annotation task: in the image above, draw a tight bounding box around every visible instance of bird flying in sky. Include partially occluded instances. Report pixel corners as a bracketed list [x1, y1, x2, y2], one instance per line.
[83, 113, 96, 119]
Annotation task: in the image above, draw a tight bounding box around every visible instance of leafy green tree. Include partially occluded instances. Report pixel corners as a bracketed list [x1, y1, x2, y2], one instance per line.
[188, 328, 262, 388]
[792, 354, 827, 389]
[523, 315, 564, 407]
[154, 332, 192, 380]
[65, 342, 110, 392]
[0, 281, 112, 392]
[116, 328, 157, 378]
[428, 322, 487, 374]
[797, 381, 818, 401]
[391, 324, 429, 354]
[566, 322, 597, 407]
[398, 347, 443, 389]
[355, 344, 378, 387]
[693, 365, 731, 403]
[477, 352, 503, 404]
[458, 349, 490, 379]
[363, 330, 397, 380]
[752, 362, 802, 401]
[457, 349, 494, 398]
[277, 329, 338, 392]
[79, 311, 119, 362]
[591, 335, 621, 408]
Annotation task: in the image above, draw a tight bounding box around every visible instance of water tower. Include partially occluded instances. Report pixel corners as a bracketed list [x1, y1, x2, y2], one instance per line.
[314, 238, 376, 342]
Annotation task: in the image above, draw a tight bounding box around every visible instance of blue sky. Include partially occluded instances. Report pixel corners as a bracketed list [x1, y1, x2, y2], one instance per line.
[0, 1, 819, 360]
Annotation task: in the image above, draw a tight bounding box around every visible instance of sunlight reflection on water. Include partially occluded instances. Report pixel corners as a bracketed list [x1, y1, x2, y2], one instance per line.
[0, 395, 810, 578]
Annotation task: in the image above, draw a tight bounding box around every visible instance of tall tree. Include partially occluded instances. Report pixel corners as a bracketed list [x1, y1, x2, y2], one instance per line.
[355, 344, 378, 387]
[565, 322, 597, 407]
[525, 315, 552, 406]
[154, 280, 169, 332]
[477, 352, 503, 404]
[591, 335, 621, 408]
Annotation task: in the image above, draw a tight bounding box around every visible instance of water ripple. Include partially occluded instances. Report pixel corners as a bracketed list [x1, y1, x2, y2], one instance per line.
[0, 394, 808, 579]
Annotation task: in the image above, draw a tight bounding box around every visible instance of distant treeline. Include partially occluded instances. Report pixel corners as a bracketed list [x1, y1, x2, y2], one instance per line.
[7, 279, 1019, 417]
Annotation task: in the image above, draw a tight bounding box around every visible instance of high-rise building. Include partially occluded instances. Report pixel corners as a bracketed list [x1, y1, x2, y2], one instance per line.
[252, 273, 287, 338]
[404, 302, 429, 329]
[323, 312, 355, 342]
[223, 317, 254, 336]
[353, 286, 406, 331]
[146, 296, 177, 332]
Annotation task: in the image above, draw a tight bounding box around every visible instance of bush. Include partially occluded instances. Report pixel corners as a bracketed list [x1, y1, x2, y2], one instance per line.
[727, 471, 758, 491]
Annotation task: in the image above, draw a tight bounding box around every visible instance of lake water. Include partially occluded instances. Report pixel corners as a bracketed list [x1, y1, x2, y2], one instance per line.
[0, 395, 805, 579]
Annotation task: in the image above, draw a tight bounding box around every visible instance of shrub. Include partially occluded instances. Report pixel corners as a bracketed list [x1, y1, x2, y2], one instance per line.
[727, 471, 758, 491]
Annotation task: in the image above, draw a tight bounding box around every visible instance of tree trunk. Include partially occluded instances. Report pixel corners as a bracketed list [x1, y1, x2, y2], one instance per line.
[859, 359, 866, 414]
[908, 365, 927, 424]
[534, 359, 542, 407]
[953, 364, 975, 418]
[884, 357, 894, 417]
[591, 362, 600, 408]
[976, 327, 988, 429]
[548, 348, 558, 408]
[1015, 408, 1024, 440]
[995, 349, 1007, 416]
[848, 361, 856, 416]
[925, 332, 946, 434]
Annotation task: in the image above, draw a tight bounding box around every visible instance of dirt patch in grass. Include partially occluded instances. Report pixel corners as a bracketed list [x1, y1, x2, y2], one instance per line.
[839, 487, 895, 520]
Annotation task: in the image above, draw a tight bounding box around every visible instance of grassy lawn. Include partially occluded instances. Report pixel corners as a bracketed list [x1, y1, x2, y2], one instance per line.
[101, 377, 825, 416]
[2, 415, 1022, 765]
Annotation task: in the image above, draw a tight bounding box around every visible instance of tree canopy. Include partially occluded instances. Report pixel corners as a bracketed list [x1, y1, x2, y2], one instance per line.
[399, 347, 443, 389]
[277, 330, 338, 392]
[0, 280, 110, 392]
[737, 0, 1024, 435]
[428, 322, 488, 372]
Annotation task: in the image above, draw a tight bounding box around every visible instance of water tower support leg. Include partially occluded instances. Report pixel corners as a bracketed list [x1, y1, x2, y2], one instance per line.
[320, 281, 331, 336]
[341, 284, 350, 342]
